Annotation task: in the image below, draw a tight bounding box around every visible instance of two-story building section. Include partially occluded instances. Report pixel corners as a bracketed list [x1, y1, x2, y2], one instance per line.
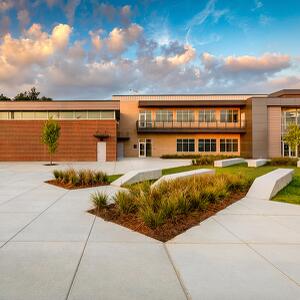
[1, 89, 300, 161]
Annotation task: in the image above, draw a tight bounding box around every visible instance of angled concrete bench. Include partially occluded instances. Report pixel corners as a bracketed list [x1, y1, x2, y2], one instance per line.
[111, 168, 162, 187]
[247, 159, 268, 168]
[151, 169, 215, 189]
[214, 158, 245, 168]
[246, 168, 294, 200]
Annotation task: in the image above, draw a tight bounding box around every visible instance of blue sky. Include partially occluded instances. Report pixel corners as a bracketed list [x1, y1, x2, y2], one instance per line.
[0, 0, 299, 99]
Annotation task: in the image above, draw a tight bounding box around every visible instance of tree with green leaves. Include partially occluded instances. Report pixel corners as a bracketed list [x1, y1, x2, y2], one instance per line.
[14, 87, 52, 101]
[41, 119, 61, 165]
[283, 124, 300, 157]
[0, 94, 11, 101]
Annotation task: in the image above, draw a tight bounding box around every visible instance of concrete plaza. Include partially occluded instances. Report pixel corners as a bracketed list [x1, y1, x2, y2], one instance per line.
[0, 159, 300, 299]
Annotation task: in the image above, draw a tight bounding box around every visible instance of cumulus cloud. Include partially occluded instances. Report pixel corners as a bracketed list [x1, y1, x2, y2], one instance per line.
[65, 0, 81, 24]
[0, 23, 72, 82]
[90, 23, 143, 55]
[0, 0, 13, 12]
[0, 21, 297, 99]
[202, 52, 290, 75]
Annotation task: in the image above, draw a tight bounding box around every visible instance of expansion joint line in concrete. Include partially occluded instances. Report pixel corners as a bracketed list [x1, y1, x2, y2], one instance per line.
[65, 215, 96, 300]
[212, 216, 300, 288]
[0, 189, 69, 249]
[163, 243, 191, 300]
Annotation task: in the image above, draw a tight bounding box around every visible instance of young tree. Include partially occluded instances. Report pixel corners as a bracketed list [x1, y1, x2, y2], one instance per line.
[41, 119, 61, 165]
[283, 124, 300, 157]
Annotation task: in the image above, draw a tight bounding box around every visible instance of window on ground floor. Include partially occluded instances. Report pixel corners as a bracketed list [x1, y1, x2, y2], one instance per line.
[198, 139, 217, 152]
[220, 139, 238, 152]
[177, 139, 195, 152]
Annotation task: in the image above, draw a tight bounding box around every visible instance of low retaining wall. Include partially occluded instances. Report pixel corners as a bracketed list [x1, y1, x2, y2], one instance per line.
[247, 159, 268, 168]
[151, 169, 215, 189]
[246, 168, 294, 200]
[111, 168, 162, 187]
[214, 158, 245, 168]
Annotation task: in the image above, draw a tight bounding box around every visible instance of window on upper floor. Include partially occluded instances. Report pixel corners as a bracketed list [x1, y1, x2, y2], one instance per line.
[176, 110, 194, 122]
[220, 109, 239, 123]
[199, 110, 216, 122]
[155, 110, 173, 122]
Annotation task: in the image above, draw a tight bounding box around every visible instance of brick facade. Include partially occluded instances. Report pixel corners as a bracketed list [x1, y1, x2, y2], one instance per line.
[0, 120, 117, 161]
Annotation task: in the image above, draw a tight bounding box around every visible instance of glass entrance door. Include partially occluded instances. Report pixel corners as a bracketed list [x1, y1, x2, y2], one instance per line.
[139, 139, 152, 158]
[139, 141, 146, 158]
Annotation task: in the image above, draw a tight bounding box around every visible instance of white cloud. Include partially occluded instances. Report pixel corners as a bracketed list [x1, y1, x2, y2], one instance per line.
[0, 22, 297, 99]
[0, 0, 13, 12]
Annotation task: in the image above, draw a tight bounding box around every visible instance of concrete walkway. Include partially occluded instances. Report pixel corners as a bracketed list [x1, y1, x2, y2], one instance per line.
[1, 161, 300, 299]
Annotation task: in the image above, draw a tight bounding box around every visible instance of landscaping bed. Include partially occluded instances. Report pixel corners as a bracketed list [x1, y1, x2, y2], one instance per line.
[46, 168, 121, 190]
[89, 173, 252, 242]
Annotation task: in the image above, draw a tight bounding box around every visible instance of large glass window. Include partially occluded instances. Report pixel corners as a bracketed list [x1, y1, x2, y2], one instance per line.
[48, 111, 59, 119]
[176, 110, 194, 122]
[176, 139, 195, 152]
[60, 111, 74, 119]
[34, 111, 48, 119]
[155, 110, 173, 122]
[220, 139, 238, 152]
[75, 111, 87, 119]
[0, 112, 9, 119]
[198, 139, 216, 152]
[139, 110, 152, 127]
[199, 110, 216, 122]
[22, 112, 35, 119]
[220, 110, 239, 123]
[100, 111, 115, 119]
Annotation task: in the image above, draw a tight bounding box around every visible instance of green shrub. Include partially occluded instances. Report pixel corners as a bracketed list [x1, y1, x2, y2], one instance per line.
[192, 155, 238, 166]
[91, 191, 108, 209]
[138, 207, 166, 229]
[269, 157, 298, 166]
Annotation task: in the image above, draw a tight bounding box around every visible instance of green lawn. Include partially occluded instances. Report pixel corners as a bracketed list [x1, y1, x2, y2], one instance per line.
[107, 174, 123, 183]
[162, 163, 300, 205]
[272, 168, 300, 205]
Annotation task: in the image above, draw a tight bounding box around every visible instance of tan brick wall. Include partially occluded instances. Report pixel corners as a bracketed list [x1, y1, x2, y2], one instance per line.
[128, 133, 241, 157]
[0, 120, 117, 161]
[268, 107, 282, 158]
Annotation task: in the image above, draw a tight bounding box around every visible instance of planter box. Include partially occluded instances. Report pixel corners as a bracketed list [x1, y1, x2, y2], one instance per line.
[246, 168, 294, 200]
[151, 169, 215, 189]
[111, 169, 162, 187]
[214, 158, 245, 168]
[247, 159, 268, 168]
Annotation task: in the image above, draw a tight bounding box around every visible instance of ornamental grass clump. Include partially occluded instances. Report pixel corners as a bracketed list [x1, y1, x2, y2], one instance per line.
[52, 168, 109, 187]
[111, 173, 250, 229]
[91, 191, 108, 210]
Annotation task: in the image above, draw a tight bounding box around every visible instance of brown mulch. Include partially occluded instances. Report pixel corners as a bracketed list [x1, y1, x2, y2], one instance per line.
[46, 180, 109, 190]
[89, 191, 247, 242]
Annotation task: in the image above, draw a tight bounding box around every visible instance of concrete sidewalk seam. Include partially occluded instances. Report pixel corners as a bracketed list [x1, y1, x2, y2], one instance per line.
[163, 243, 191, 300]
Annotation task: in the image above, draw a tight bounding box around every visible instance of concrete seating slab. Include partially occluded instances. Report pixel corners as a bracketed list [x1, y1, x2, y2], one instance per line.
[214, 158, 245, 168]
[247, 159, 268, 167]
[111, 168, 162, 187]
[298, 160, 300, 168]
[246, 168, 294, 200]
[151, 169, 215, 189]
